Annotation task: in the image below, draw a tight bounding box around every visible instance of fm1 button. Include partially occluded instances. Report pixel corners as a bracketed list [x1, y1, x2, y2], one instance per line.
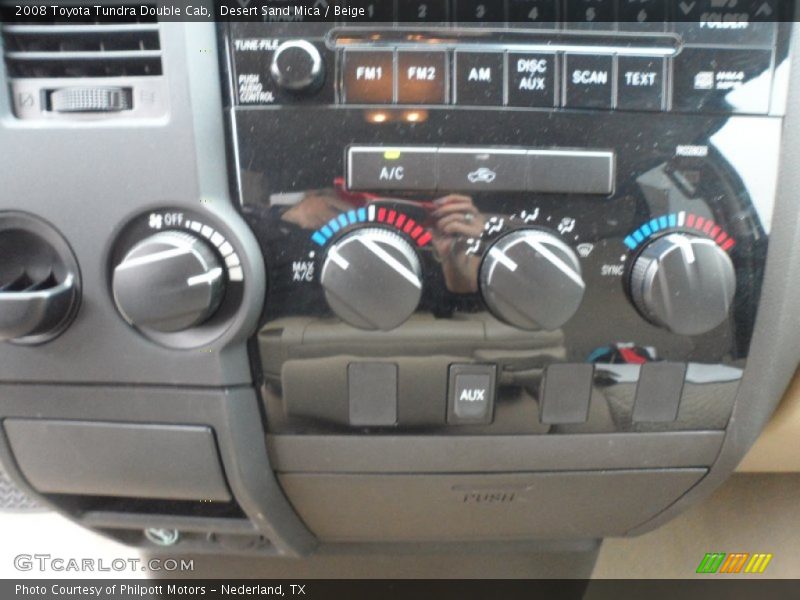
[347, 146, 438, 191]
[508, 53, 558, 107]
[455, 52, 504, 106]
[565, 54, 614, 109]
[343, 50, 395, 104]
[617, 56, 665, 111]
[448, 364, 497, 425]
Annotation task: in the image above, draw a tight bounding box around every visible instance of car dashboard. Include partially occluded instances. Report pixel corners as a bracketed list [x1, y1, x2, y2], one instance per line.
[1, 0, 800, 564]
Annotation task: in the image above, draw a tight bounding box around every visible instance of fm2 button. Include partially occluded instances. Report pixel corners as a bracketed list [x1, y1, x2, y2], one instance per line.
[448, 364, 497, 425]
[397, 51, 448, 104]
[347, 147, 437, 191]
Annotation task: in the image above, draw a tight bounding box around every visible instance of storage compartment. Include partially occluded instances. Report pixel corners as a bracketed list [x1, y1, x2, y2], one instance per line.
[4, 419, 231, 502]
[278, 469, 705, 542]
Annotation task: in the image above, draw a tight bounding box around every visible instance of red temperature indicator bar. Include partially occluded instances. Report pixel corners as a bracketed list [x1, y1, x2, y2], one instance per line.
[375, 206, 432, 247]
[625, 211, 735, 253]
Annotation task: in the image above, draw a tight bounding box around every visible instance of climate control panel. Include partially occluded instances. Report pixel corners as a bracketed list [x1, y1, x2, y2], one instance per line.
[225, 18, 784, 437]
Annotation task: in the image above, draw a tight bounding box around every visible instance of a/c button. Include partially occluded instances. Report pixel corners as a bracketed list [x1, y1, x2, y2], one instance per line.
[347, 146, 438, 191]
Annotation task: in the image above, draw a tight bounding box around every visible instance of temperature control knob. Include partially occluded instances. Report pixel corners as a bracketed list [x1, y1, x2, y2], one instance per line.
[112, 231, 225, 333]
[320, 228, 422, 331]
[629, 233, 736, 336]
[270, 40, 324, 92]
[480, 230, 585, 330]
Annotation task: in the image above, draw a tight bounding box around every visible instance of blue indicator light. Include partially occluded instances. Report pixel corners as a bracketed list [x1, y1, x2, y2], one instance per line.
[633, 231, 645, 243]
[329, 218, 341, 233]
[312, 232, 326, 246]
[659, 216, 668, 229]
[624, 236, 638, 250]
[338, 214, 349, 228]
[321, 226, 333, 239]
[649, 218, 660, 233]
[347, 210, 357, 224]
[641, 224, 652, 237]
[357, 208, 367, 222]
[668, 214, 677, 228]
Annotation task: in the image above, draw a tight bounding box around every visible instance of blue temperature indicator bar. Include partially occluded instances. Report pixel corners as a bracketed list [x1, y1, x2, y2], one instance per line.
[312, 208, 370, 246]
[624, 212, 686, 251]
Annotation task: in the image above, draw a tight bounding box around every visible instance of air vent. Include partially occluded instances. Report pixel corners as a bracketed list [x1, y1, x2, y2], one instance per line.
[2, 19, 162, 79]
[0, 213, 81, 344]
[2, 8, 168, 120]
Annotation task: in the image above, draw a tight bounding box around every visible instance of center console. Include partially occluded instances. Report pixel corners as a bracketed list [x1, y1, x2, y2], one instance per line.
[220, 9, 789, 541]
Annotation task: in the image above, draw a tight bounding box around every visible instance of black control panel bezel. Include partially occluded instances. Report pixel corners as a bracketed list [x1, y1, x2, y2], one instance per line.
[221, 16, 789, 438]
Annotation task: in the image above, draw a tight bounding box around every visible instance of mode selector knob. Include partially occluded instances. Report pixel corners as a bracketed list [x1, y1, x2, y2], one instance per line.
[629, 233, 736, 336]
[113, 231, 225, 333]
[480, 230, 586, 331]
[320, 228, 422, 331]
[270, 40, 324, 92]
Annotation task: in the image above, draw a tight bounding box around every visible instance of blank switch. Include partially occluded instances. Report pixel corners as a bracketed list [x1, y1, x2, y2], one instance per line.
[348, 363, 398, 427]
[540, 364, 594, 424]
[633, 362, 686, 423]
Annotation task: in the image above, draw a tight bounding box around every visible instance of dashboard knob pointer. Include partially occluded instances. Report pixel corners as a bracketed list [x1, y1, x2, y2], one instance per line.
[480, 229, 586, 330]
[320, 228, 422, 331]
[112, 231, 225, 333]
[629, 233, 736, 336]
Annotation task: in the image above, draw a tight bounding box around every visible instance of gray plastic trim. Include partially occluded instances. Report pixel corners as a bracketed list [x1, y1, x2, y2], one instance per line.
[5, 420, 232, 501]
[629, 22, 800, 535]
[0, 384, 315, 556]
[268, 432, 724, 473]
[80, 512, 256, 534]
[0, 23, 265, 386]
